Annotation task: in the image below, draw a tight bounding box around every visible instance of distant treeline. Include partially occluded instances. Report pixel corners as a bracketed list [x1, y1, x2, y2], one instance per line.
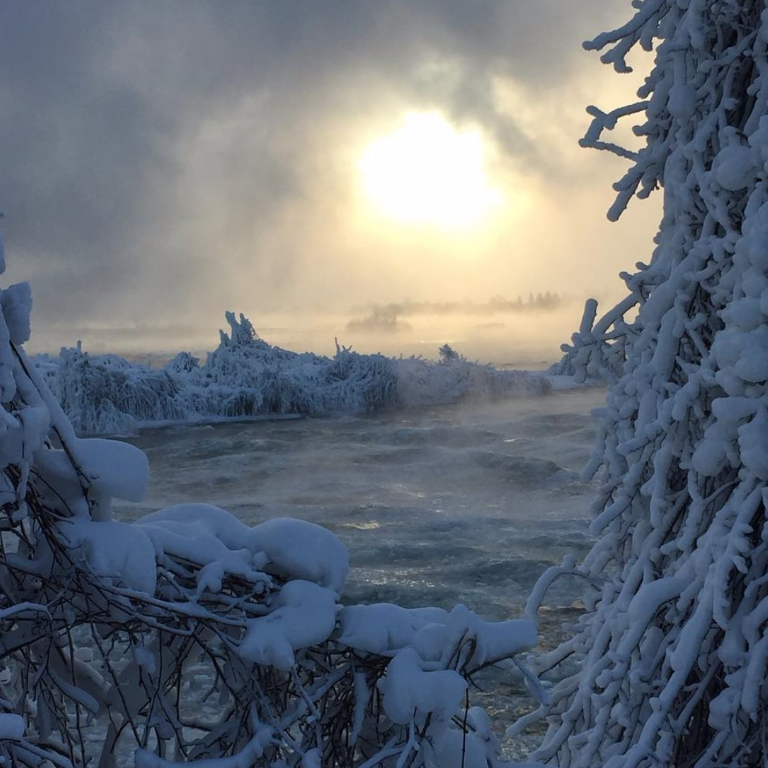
[347, 293, 567, 333]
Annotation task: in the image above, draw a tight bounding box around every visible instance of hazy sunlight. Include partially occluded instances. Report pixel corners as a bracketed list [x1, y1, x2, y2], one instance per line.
[358, 112, 505, 230]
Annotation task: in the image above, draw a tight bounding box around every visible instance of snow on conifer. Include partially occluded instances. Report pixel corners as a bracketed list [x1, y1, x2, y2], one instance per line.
[512, 2, 768, 767]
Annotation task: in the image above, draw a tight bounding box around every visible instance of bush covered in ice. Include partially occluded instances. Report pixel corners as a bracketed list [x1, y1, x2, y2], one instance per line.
[515, 2, 768, 767]
[37, 310, 548, 435]
[0, 259, 540, 766]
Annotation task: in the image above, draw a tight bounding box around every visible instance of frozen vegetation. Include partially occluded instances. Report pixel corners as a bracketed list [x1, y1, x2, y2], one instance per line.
[2, 0, 767, 764]
[33, 312, 549, 435]
[513, 1, 768, 767]
[0, 249, 544, 764]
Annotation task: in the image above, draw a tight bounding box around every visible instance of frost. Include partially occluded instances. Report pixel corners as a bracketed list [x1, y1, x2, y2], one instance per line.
[35, 312, 549, 435]
[516, 2, 768, 766]
[0, 282, 31, 345]
[713, 144, 756, 191]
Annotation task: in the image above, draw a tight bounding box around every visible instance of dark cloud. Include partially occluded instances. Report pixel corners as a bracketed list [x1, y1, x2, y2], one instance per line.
[0, 0, 631, 337]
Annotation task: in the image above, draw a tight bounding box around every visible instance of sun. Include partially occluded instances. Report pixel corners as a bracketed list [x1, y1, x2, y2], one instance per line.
[358, 112, 505, 230]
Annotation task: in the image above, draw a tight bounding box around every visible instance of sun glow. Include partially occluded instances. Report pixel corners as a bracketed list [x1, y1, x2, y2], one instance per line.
[358, 112, 505, 230]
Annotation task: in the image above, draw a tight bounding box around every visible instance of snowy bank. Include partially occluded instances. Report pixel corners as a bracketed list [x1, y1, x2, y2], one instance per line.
[35, 312, 550, 434]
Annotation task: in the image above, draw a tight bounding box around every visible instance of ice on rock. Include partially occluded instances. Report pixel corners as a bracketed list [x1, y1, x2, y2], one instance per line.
[239, 580, 338, 670]
[253, 517, 349, 593]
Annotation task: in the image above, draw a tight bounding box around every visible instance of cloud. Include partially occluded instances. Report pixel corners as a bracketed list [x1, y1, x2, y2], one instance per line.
[0, 0, 646, 348]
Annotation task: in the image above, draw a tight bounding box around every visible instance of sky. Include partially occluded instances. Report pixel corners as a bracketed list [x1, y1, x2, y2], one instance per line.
[0, 1, 660, 360]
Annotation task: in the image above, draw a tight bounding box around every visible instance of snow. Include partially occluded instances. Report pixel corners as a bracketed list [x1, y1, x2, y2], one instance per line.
[519, 1, 768, 766]
[34, 312, 550, 435]
[251, 516, 349, 593]
[57, 518, 157, 594]
[713, 143, 755, 191]
[378, 647, 467, 724]
[339, 603, 450, 654]
[239, 580, 338, 669]
[738, 406, 768, 480]
[74, 437, 149, 503]
[136, 503, 272, 593]
[0, 713, 24, 740]
[1, 282, 32, 345]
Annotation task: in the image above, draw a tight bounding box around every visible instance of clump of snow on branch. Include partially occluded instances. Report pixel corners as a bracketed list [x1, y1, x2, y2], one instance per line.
[37, 310, 549, 435]
[514, 2, 768, 767]
[0, 247, 540, 766]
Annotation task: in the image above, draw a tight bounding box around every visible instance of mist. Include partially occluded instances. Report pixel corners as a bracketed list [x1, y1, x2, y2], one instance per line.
[0, 0, 659, 359]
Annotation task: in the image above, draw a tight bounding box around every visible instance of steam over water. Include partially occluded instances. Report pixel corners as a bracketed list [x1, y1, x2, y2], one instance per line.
[113, 386, 605, 754]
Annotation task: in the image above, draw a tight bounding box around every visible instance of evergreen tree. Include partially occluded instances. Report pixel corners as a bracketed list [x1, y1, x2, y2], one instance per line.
[514, 1, 768, 766]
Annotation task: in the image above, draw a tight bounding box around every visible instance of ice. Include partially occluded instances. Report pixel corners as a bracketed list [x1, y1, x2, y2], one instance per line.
[35, 312, 550, 435]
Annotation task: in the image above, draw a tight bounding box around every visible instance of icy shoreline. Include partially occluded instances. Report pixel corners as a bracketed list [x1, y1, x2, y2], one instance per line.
[33, 311, 552, 435]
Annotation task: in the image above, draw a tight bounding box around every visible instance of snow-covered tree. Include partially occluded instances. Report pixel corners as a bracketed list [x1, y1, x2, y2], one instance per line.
[512, 2, 768, 766]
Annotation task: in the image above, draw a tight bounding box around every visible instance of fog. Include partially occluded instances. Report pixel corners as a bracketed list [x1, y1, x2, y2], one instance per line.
[1, 0, 660, 358]
[25, 293, 610, 370]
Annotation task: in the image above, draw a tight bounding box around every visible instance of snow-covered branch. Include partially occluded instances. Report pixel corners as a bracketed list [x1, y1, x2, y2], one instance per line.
[521, 2, 768, 766]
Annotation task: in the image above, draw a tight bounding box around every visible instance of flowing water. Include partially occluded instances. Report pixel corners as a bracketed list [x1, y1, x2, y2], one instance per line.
[113, 385, 606, 758]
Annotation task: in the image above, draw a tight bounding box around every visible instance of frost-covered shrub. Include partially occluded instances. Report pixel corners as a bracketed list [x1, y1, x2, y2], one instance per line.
[513, 2, 768, 767]
[41, 316, 548, 435]
[55, 343, 185, 433]
[395, 348, 550, 410]
[0, 246, 540, 766]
